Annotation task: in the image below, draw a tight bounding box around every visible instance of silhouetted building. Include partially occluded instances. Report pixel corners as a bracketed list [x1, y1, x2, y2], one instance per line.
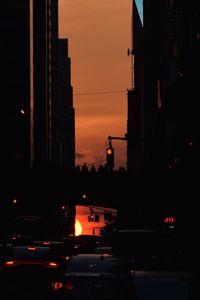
[127, 0, 200, 178]
[0, 1, 30, 170]
[125, 0, 200, 235]
[54, 38, 75, 171]
[1, 0, 76, 173]
[127, 0, 144, 177]
[128, 0, 174, 177]
[32, 0, 58, 167]
[0, 0, 58, 169]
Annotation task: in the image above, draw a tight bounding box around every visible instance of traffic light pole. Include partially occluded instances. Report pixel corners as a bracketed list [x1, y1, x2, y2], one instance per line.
[105, 134, 128, 169]
[107, 134, 128, 143]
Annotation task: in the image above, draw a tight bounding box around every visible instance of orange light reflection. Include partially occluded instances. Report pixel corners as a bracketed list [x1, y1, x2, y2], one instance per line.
[75, 219, 82, 236]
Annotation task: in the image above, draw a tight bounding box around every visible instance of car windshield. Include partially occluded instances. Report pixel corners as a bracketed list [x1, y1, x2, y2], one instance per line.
[10, 246, 52, 259]
[11, 216, 49, 239]
[112, 230, 179, 256]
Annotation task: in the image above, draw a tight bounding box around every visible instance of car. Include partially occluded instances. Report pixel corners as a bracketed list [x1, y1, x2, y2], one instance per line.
[51, 253, 137, 300]
[111, 229, 182, 270]
[72, 235, 101, 254]
[8, 215, 50, 244]
[0, 245, 65, 298]
[94, 246, 112, 254]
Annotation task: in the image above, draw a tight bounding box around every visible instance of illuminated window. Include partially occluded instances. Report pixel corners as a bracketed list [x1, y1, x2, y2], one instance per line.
[157, 79, 161, 108]
[88, 214, 99, 222]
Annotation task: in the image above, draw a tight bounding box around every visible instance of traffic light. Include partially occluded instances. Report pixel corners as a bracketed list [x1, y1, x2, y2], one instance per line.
[106, 145, 114, 169]
[11, 198, 17, 205]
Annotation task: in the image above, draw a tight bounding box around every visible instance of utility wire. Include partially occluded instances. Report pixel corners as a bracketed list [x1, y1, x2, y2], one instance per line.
[74, 90, 126, 96]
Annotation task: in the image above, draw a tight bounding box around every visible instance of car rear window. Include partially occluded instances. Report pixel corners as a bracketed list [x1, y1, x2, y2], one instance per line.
[65, 255, 131, 273]
[11, 246, 52, 259]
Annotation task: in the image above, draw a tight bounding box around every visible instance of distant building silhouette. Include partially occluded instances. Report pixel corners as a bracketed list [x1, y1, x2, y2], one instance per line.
[54, 38, 75, 172]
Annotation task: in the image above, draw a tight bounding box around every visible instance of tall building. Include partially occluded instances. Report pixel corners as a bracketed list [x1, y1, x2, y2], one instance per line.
[123, 0, 200, 232]
[0, 0, 58, 169]
[1, 0, 75, 173]
[32, 0, 58, 167]
[128, 0, 200, 178]
[127, 0, 144, 178]
[0, 1, 30, 170]
[53, 38, 75, 172]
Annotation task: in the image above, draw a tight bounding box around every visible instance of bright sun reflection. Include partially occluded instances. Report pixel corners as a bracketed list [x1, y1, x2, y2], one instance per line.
[75, 219, 82, 236]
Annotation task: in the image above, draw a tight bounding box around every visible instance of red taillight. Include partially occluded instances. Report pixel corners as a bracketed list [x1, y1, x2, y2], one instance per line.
[27, 246, 36, 251]
[59, 256, 70, 261]
[49, 262, 58, 268]
[52, 282, 63, 290]
[52, 282, 74, 291]
[5, 261, 14, 266]
[43, 241, 50, 245]
[5, 260, 58, 268]
[64, 283, 74, 290]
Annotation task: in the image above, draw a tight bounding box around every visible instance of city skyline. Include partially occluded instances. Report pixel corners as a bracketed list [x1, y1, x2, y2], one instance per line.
[59, 0, 132, 169]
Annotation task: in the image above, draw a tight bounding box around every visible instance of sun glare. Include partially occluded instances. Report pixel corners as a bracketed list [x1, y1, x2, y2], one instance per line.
[75, 219, 82, 236]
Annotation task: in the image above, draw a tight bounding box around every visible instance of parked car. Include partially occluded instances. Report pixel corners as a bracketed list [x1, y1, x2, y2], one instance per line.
[51, 253, 137, 300]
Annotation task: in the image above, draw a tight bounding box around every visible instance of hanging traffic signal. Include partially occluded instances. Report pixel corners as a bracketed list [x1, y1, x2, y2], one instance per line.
[106, 145, 114, 169]
[11, 198, 17, 205]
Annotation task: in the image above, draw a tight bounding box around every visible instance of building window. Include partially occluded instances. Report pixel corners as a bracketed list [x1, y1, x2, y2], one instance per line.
[157, 79, 161, 108]
[88, 214, 99, 222]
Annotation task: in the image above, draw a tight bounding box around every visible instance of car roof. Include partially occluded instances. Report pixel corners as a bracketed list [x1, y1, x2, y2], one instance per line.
[112, 229, 178, 255]
[115, 229, 176, 238]
[67, 253, 132, 264]
[65, 253, 132, 273]
[116, 229, 173, 234]
[8, 245, 52, 259]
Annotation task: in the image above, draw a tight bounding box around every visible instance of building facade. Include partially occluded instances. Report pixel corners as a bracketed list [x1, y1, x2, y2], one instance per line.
[0, 1, 30, 170]
[54, 38, 75, 172]
[32, 0, 58, 167]
[127, 0, 200, 178]
[1, 0, 75, 173]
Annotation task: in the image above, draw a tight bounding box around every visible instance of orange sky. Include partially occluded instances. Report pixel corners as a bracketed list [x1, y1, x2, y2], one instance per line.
[58, 0, 131, 169]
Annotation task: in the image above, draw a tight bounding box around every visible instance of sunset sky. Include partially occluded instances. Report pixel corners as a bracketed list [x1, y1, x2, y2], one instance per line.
[58, 0, 132, 169]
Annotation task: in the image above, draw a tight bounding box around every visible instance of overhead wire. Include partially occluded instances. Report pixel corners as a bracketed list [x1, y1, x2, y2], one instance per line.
[74, 90, 127, 166]
[74, 90, 127, 96]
